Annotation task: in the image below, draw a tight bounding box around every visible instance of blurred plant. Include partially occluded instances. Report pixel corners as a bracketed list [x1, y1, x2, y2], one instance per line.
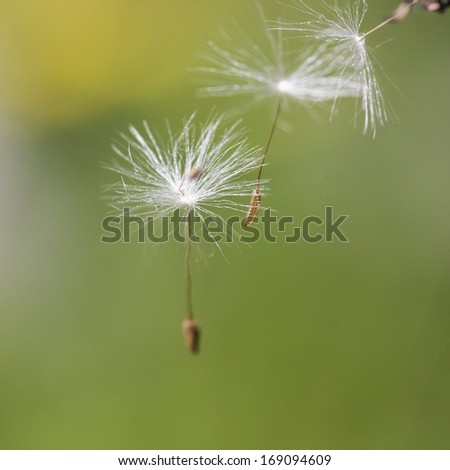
[106, 115, 262, 353]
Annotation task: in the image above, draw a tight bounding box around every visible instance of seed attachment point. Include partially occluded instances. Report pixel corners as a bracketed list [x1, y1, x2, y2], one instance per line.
[277, 80, 293, 94]
[189, 167, 204, 181]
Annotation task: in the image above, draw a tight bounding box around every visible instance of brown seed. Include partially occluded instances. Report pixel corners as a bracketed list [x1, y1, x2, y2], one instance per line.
[392, 2, 414, 21]
[188, 167, 204, 181]
[244, 186, 261, 227]
[183, 318, 200, 354]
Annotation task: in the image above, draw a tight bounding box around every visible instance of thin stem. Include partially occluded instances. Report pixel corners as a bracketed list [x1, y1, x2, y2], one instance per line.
[358, 0, 418, 41]
[185, 210, 194, 320]
[244, 97, 284, 227]
[257, 96, 284, 183]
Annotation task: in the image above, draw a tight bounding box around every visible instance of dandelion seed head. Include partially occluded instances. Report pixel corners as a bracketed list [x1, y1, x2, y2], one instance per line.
[106, 115, 263, 222]
[194, 6, 360, 115]
[276, 0, 390, 136]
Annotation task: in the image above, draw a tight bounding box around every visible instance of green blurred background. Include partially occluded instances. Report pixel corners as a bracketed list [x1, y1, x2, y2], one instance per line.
[1, 0, 449, 449]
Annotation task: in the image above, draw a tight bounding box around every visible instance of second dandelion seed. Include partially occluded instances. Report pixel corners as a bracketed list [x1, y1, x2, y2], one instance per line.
[196, 9, 362, 225]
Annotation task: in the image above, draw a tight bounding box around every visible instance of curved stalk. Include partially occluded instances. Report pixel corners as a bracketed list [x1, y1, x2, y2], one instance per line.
[245, 97, 284, 227]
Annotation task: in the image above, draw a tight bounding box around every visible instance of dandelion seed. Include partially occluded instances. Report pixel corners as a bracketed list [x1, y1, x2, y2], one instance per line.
[107, 114, 263, 221]
[276, 0, 395, 136]
[196, 18, 360, 110]
[245, 186, 261, 227]
[106, 114, 262, 354]
[195, 6, 361, 224]
[183, 318, 201, 354]
[389, 2, 416, 23]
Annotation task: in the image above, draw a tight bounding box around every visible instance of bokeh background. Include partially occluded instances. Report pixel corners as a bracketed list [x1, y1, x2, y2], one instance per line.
[1, 0, 449, 449]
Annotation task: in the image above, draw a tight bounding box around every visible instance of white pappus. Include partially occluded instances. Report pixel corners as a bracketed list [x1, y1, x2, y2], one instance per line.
[195, 10, 362, 116]
[276, 0, 391, 135]
[106, 114, 264, 223]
